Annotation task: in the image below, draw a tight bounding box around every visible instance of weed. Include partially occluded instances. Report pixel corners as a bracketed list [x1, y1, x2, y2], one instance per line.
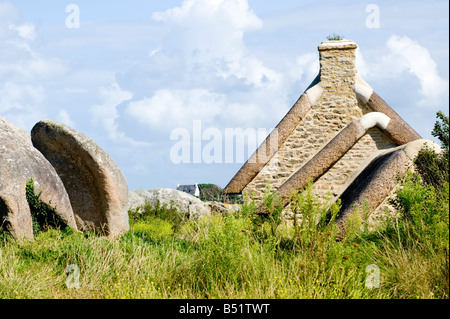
[131, 218, 174, 241]
[327, 33, 344, 41]
[25, 178, 67, 235]
[128, 201, 188, 234]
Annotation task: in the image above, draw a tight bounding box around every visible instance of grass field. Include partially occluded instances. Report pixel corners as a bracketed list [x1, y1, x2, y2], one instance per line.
[0, 170, 448, 299]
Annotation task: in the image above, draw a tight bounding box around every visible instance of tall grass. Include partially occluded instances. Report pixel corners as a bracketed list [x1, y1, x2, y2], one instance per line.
[1, 169, 447, 299]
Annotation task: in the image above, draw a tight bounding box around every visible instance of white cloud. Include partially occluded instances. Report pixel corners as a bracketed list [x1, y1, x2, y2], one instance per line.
[149, 47, 161, 57]
[126, 88, 224, 130]
[0, 81, 46, 124]
[0, 81, 44, 110]
[0, 45, 68, 81]
[0, 2, 70, 131]
[56, 109, 75, 128]
[0, 7, 67, 82]
[90, 82, 150, 146]
[295, 52, 319, 83]
[0, 81, 46, 129]
[123, 0, 301, 133]
[151, 0, 279, 89]
[355, 47, 369, 78]
[153, 0, 262, 33]
[0, 2, 19, 25]
[385, 35, 448, 104]
[357, 35, 448, 106]
[11, 22, 36, 41]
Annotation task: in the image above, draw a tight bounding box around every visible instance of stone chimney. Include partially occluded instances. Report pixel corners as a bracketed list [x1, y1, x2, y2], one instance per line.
[310, 39, 364, 127]
[318, 40, 357, 89]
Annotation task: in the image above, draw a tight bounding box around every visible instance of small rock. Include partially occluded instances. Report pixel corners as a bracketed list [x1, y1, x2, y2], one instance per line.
[206, 202, 241, 215]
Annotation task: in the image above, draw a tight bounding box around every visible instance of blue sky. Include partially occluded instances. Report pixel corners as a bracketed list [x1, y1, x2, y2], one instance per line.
[1, 0, 448, 190]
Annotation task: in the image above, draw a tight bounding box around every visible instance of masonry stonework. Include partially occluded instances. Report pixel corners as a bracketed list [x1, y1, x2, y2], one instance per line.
[242, 41, 397, 201]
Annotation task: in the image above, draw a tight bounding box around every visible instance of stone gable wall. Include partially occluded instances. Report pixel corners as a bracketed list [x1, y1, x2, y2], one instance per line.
[243, 42, 397, 201]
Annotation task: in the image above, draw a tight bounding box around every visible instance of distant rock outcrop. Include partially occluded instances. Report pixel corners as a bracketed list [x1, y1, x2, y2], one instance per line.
[31, 120, 129, 237]
[0, 116, 77, 240]
[127, 188, 211, 219]
[206, 201, 241, 215]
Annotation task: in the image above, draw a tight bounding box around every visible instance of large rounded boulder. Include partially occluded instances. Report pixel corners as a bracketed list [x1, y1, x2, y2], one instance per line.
[31, 120, 129, 236]
[0, 116, 77, 240]
[127, 188, 211, 219]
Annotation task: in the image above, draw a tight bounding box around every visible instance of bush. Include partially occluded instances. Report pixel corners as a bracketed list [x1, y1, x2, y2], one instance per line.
[245, 180, 342, 247]
[414, 110, 450, 189]
[288, 180, 341, 246]
[128, 201, 189, 234]
[197, 183, 242, 204]
[405, 110, 449, 252]
[392, 171, 449, 251]
[414, 144, 449, 189]
[131, 218, 174, 240]
[432, 111, 449, 152]
[183, 214, 261, 293]
[26, 178, 67, 235]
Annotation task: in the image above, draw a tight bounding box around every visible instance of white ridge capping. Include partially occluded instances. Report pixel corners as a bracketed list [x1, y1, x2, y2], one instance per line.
[305, 82, 323, 106]
[353, 74, 374, 104]
[403, 139, 442, 160]
[359, 112, 390, 130]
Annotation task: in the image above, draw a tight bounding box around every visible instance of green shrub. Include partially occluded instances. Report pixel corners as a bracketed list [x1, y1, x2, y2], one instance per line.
[288, 179, 341, 246]
[247, 180, 341, 249]
[239, 191, 258, 219]
[131, 218, 174, 240]
[128, 201, 188, 234]
[197, 183, 242, 204]
[414, 144, 449, 189]
[260, 182, 284, 237]
[25, 178, 67, 235]
[379, 173, 449, 298]
[198, 183, 221, 202]
[414, 111, 449, 189]
[177, 213, 271, 296]
[392, 171, 449, 251]
[432, 111, 449, 152]
[0, 198, 9, 234]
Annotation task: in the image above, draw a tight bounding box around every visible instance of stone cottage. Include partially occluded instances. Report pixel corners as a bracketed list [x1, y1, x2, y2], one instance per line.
[223, 40, 438, 227]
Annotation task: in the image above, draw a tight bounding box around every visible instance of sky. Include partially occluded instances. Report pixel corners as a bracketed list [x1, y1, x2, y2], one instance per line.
[1, 0, 448, 190]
